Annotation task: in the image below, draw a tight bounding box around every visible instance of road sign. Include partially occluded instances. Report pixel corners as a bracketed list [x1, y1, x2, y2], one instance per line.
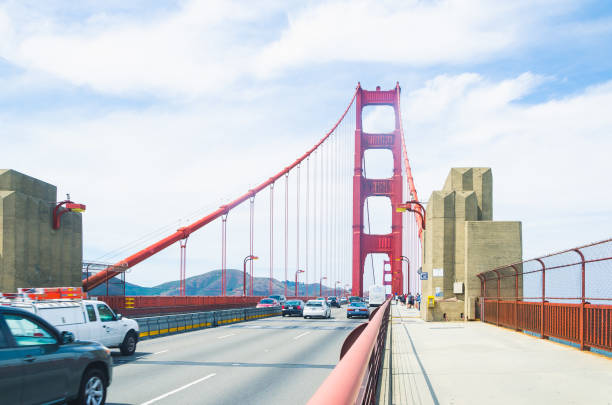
[420, 272, 428, 280]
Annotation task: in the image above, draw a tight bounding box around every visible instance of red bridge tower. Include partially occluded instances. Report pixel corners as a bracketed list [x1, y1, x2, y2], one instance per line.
[352, 83, 403, 297]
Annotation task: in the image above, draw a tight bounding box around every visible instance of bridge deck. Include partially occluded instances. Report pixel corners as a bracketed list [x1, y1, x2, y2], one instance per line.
[106, 307, 364, 404]
[379, 303, 611, 405]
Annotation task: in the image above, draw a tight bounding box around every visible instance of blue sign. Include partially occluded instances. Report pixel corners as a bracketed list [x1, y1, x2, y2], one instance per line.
[420, 272, 428, 280]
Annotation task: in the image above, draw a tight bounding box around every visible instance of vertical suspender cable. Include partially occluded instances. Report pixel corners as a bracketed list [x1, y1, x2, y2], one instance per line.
[296, 164, 301, 296]
[313, 150, 317, 298]
[305, 157, 310, 298]
[180, 238, 187, 296]
[249, 195, 255, 296]
[321, 141, 325, 295]
[333, 132, 338, 295]
[270, 183, 274, 296]
[221, 214, 228, 296]
[284, 174, 289, 297]
[320, 142, 324, 293]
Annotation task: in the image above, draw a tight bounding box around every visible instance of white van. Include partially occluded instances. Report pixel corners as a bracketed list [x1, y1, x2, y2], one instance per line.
[368, 284, 386, 307]
[10, 299, 140, 355]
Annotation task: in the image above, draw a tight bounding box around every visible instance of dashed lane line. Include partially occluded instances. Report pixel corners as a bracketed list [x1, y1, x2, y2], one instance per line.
[293, 331, 311, 340]
[140, 373, 216, 405]
[217, 333, 236, 339]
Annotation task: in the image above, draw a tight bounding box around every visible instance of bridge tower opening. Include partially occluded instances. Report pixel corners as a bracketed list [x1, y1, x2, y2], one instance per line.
[352, 84, 403, 297]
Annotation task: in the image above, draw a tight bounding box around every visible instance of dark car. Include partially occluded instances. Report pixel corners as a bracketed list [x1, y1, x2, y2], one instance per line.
[282, 300, 305, 317]
[327, 296, 340, 308]
[347, 301, 369, 318]
[0, 306, 113, 405]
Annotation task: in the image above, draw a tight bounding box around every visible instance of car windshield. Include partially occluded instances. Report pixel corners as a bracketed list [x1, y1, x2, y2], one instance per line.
[351, 302, 367, 308]
[307, 301, 322, 307]
[269, 296, 282, 300]
[260, 299, 274, 304]
[286, 301, 300, 305]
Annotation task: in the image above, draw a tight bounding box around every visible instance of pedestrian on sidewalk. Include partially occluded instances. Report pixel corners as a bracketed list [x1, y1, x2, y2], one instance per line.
[416, 293, 421, 310]
[408, 293, 414, 308]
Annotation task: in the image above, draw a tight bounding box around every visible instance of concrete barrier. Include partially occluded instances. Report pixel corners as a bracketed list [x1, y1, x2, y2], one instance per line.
[136, 307, 281, 339]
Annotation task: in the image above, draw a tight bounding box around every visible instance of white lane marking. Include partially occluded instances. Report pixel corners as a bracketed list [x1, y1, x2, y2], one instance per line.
[293, 331, 311, 340]
[140, 373, 216, 405]
[217, 333, 236, 339]
[153, 350, 168, 355]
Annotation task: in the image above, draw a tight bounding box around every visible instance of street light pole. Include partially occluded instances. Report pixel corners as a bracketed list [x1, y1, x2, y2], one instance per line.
[243, 255, 258, 296]
[319, 276, 327, 297]
[396, 200, 426, 230]
[395, 256, 410, 294]
[295, 269, 305, 296]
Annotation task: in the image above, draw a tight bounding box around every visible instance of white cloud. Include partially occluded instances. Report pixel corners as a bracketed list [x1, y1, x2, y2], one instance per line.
[0, 0, 587, 97]
[400, 73, 612, 257]
[256, 0, 574, 76]
[0, 0, 272, 97]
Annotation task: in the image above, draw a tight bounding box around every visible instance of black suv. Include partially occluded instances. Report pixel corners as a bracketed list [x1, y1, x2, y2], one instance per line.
[327, 296, 341, 308]
[0, 306, 113, 405]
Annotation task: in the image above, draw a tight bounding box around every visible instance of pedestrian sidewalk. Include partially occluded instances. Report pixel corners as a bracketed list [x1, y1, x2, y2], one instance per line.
[378, 302, 436, 405]
[378, 301, 612, 405]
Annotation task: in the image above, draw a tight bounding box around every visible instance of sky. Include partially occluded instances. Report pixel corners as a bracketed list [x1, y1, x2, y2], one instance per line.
[1, 0, 611, 289]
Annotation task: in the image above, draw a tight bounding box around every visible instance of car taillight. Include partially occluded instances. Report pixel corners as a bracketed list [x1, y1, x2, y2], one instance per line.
[282, 305, 285, 309]
[297, 306, 301, 310]
[348, 308, 354, 311]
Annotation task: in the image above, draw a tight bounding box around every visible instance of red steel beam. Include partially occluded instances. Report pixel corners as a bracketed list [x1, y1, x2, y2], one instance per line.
[83, 90, 358, 292]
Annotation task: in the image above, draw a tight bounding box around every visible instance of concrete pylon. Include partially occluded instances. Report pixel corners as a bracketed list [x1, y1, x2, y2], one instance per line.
[0, 169, 82, 291]
[420, 168, 522, 321]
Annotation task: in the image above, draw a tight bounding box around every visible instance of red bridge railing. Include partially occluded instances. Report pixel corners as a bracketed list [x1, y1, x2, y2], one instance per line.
[477, 238, 612, 352]
[308, 299, 390, 405]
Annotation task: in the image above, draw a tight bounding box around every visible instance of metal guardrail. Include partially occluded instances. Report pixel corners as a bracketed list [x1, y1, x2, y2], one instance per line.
[477, 238, 612, 352]
[308, 299, 391, 405]
[135, 307, 281, 339]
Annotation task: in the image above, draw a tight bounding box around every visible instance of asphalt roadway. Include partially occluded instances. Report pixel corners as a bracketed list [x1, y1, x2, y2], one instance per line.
[106, 307, 367, 405]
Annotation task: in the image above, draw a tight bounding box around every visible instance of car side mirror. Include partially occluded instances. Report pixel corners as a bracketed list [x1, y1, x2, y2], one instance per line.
[116, 314, 123, 320]
[61, 331, 75, 344]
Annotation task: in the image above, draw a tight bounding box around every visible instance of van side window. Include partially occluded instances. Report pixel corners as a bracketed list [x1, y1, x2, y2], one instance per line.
[86, 305, 97, 322]
[97, 304, 115, 322]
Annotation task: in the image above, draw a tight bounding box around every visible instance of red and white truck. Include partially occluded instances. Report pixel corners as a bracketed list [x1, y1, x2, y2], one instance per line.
[1, 287, 139, 355]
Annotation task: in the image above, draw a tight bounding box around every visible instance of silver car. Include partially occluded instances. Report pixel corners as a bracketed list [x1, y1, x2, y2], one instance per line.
[303, 300, 331, 319]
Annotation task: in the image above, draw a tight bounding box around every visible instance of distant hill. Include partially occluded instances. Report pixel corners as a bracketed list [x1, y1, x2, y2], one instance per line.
[88, 269, 339, 297]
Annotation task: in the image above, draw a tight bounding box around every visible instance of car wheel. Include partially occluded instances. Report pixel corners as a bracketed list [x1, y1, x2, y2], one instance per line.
[120, 331, 138, 356]
[347, 315, 351, 318]
[71, 367, 106, 405]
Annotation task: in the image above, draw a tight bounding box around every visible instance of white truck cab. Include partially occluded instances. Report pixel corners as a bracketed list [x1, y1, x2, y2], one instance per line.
[6, 298, 139, 355]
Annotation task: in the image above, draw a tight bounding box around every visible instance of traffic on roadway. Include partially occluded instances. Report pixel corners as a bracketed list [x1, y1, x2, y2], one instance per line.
[106, 305, 368, 405]
[0, 291, 373, 405]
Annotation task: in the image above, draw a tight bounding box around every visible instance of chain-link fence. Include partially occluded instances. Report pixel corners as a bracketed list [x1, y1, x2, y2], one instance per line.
[477, 238, 611, 352]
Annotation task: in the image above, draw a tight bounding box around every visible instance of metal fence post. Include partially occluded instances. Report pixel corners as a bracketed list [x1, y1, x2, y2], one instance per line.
[494, 270, 501, 326]
[511, 265, 519, 330]
[573, 248, 586, 350]
[535, 259, 546, 339]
